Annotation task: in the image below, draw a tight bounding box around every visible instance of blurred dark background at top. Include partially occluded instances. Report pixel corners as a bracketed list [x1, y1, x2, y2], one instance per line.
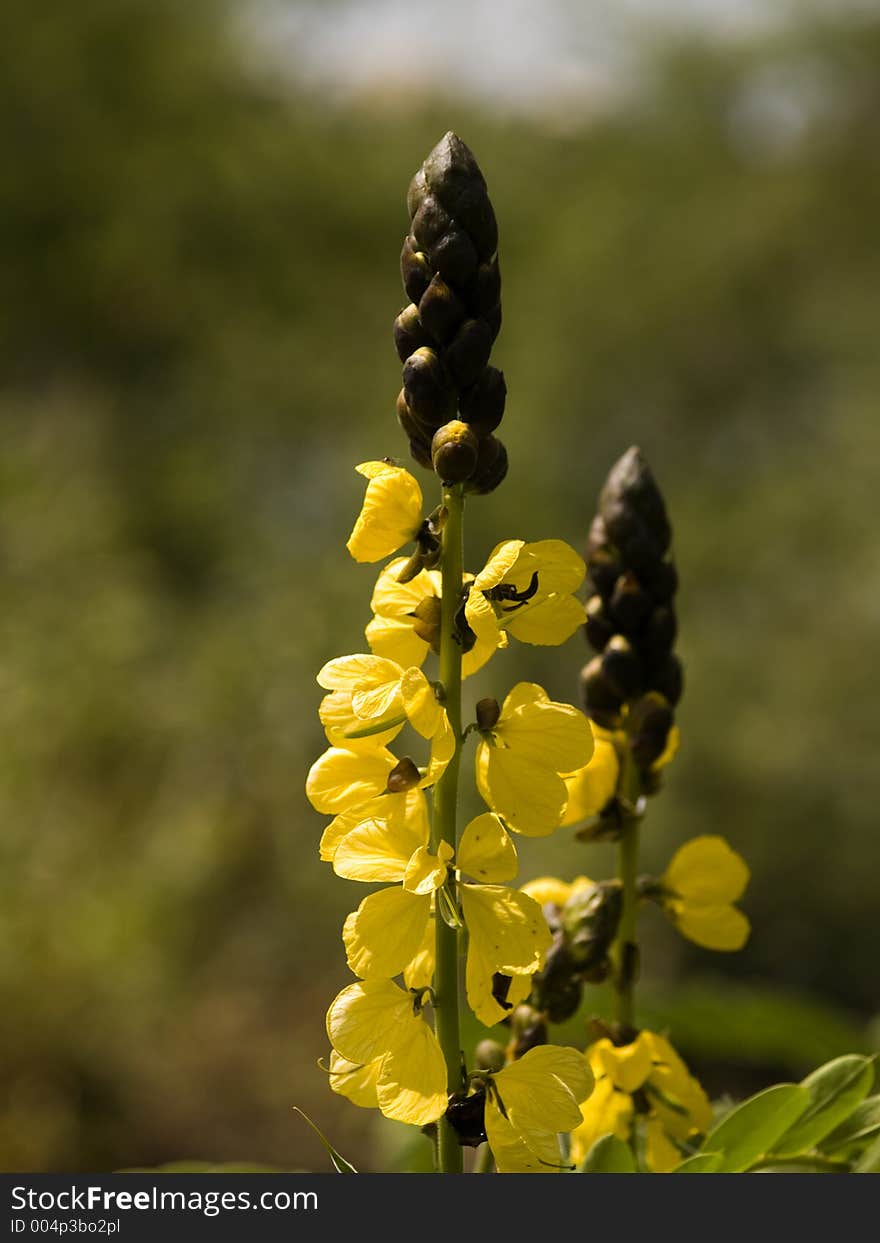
[1, 0, 877, 1173]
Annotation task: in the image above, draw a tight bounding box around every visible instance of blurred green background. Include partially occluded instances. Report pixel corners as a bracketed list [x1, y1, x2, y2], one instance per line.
[1, 0, 878, 1173]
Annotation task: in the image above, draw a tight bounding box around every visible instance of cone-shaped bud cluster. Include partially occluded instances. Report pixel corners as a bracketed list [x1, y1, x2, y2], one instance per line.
[582, 447, 681, 780]
[394, 133, 507, 493]
[529, 882, 623, 1022]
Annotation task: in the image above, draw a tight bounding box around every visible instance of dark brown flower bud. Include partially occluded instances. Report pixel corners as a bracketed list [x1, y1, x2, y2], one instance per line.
[601, 635, 644, 700]
[647, 653, 683, 706]
[458, 366, 506, 435]
[599, 447, 672, 558]
[628, 693, 674, 770]
[465, 434, 508, 495]
[411, 193, 452, 250]
[445, 1090, 487, 1148]
[467, 256, 502, 316]
[431, 420, 479, 484]
[642, 605, 678, 663]
[400, 236, 432, 303]
[561, 881, 623, 973]
[445, 318, 493, 388]
[402, 346, 456, 426]
[531, 934, 583, 1024]
[386, 756, 421, 793]
[418, 274, 466, 345]
[476, 697, 501, 731]
[392, 304, 431, 363]
[610, 572, 653, 635]
[396, 388, 435, 443]
[580, 657, 624, 724]
[421, 132, 497, 259]
[584, 594, 614, 652]
[429, 224, 479, 286]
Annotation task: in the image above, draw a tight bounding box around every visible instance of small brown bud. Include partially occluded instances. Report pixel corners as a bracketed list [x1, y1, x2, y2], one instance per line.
[610, 572, 653, 635]
[467, 256, 501, 316]
[647, 653, 683, 706]
[465, 434, 508, 495]
[458, 365, 506, 435]
[580, 657, 624, 724]
[402, 347, 456, 426]
[507, 1004, 548, 1059]
[476, 697, 501, 730]
[418, 274, 466, 345]
[392, 304, 431, 363]
[429, 224, 479, 286]
[445, 318, 493, 388]
[474, 1039, 506, 1073]
[601, 635, 644, 700]
[411, 193, 452, 250]
[431, 420, 479, 484]
[400, 236, 432, 303]
[386, 756, 421, 793]
[584, 595, 614, 652]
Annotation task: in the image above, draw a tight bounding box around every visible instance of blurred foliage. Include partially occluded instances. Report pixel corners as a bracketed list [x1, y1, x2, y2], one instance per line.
[1, 0, 878, 1173]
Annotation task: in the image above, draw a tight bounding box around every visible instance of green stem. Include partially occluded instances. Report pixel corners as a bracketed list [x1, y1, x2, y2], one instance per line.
[432, 483, 464, 1175]
[612, 751, 641, 1033]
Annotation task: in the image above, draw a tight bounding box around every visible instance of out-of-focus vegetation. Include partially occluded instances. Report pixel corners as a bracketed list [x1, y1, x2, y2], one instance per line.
[1, 0, 878, 1172]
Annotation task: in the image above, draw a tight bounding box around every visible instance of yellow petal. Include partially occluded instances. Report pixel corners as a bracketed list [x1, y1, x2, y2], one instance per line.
[332, 810, 429, 883]
[504, 593, 587, 646]
[643, 1032, 713, 1137]
[569, 1078, 634, 1166]
[520, 875, 593, 908]
[316, 653, 402, 694]
[318, 690, 405, 747]
[420, 712, 455, 786]
[513, 539, 586, 596]
[472, 540, 525, 590]
[476, 744, 568, 836]
[369, 558, 440, 619]
[346, 462, 423, 563]
[462, 885, 551, 1026]
[366, 613, 430, 670]
[403, 842, 453, 895]
[492, 1045, 593, 1134]
[327, 1050, 381, 1109]
[342, 887, 431, 978]
[664, 835, 750, 905]
[402, 915, 435, 990]
[670, 901, 751, 952]
[319, 787, 427, 863]
[458, 813, 518, 883]
[645, 1117, 684, 1172]
[326, 979, 415, 1065]
[561, 736, 620, 824]
[485, 1103, 566, 1173]
[497, 683, 594, 773]
[400, 666, 443, 739]
[464, 583, 503, 650]
[653, 724, 680, 770]
[591, 1035, 653, 1094]
[376, 1021, 448, 1126]
[306, 745, 396, 815]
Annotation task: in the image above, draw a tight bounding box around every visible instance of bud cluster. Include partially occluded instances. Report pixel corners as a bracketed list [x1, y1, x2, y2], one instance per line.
[528, 882, 623, 1024]
[580, 447, 682, 785]
[394, 132, 507, 493]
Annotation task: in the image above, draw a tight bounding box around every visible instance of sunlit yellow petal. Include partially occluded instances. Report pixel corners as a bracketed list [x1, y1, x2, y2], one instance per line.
[366, 613, 430, 669]
[520, 875, 593, 908]
[376, 1022, 448, 1126]
[318, 690, 405, 747]
[421, 712, 455, 786]
[670, 901, 751, 951]
[346, 462, 423, 563]
[496, 683, 594, 773]
[514, 539, 586, 596]
[485, 1104, 567, 1173]
[645, 1117, 683, 1172]
[476, 744, 568, 836]
[327, 1050, 381, 1109]
[458, 813, 518, 883]
[591, 1035, 654, 1094]
[326, 979, 415, 1065]
[403, 842, 453, 895]
[472, 540, 525, 590]
[402, 915, 435, 990]
[332, 810, 429, 883]
[561, 736, 620, 824]
[569, 1078, 634, 1166]
[342, 887, 431, 978]
[306, 745, 396, 815]
[462, 885, 551, 1025]
[400, 666, 443, 739]
[664, 835, 750, 905]
[369, 558, 440, 619]
[504, 593, 586, 645]
[319, 787, 428, 863]
[493, 1045, 594, 1134]
[464, 584, 503, 650]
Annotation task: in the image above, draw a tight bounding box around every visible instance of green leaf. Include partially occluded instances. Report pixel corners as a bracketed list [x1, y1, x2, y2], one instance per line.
[853, 1133, 880, 1173]
[700, 1084, 810, 1172]
[672, 1152, 723, 1173]
[772, 1055, 874, 1156]
[820, 1095, 880, 1153]
[578, 1134, 637, 1173]
[293, 1107, 357, 1173]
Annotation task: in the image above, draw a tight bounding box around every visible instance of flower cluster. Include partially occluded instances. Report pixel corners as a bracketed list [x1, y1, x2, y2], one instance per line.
[306, 456, 598, 1169]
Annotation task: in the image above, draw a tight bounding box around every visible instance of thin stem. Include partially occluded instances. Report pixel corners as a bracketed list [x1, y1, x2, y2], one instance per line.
[432, 483, 464, 1174]
[612, 750, 642, 1033]
[474, 1142, 495, 1174]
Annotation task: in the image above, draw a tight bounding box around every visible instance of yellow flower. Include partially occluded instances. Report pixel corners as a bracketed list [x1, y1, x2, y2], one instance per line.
[570, 1032, 712, 1170]
[305, 743, 398, 816]
[483, 1045, 594, 1173]
[339, 812, 552, 1025]
[346, 461, 424, 563]
[561, 726, 621, 825]
[326, 980, 447, 1126]
[475, 683, 595, 836]
[661, 835, 750, 951]
[465, 539, 586, 648]
[366, 557, 501, 676]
